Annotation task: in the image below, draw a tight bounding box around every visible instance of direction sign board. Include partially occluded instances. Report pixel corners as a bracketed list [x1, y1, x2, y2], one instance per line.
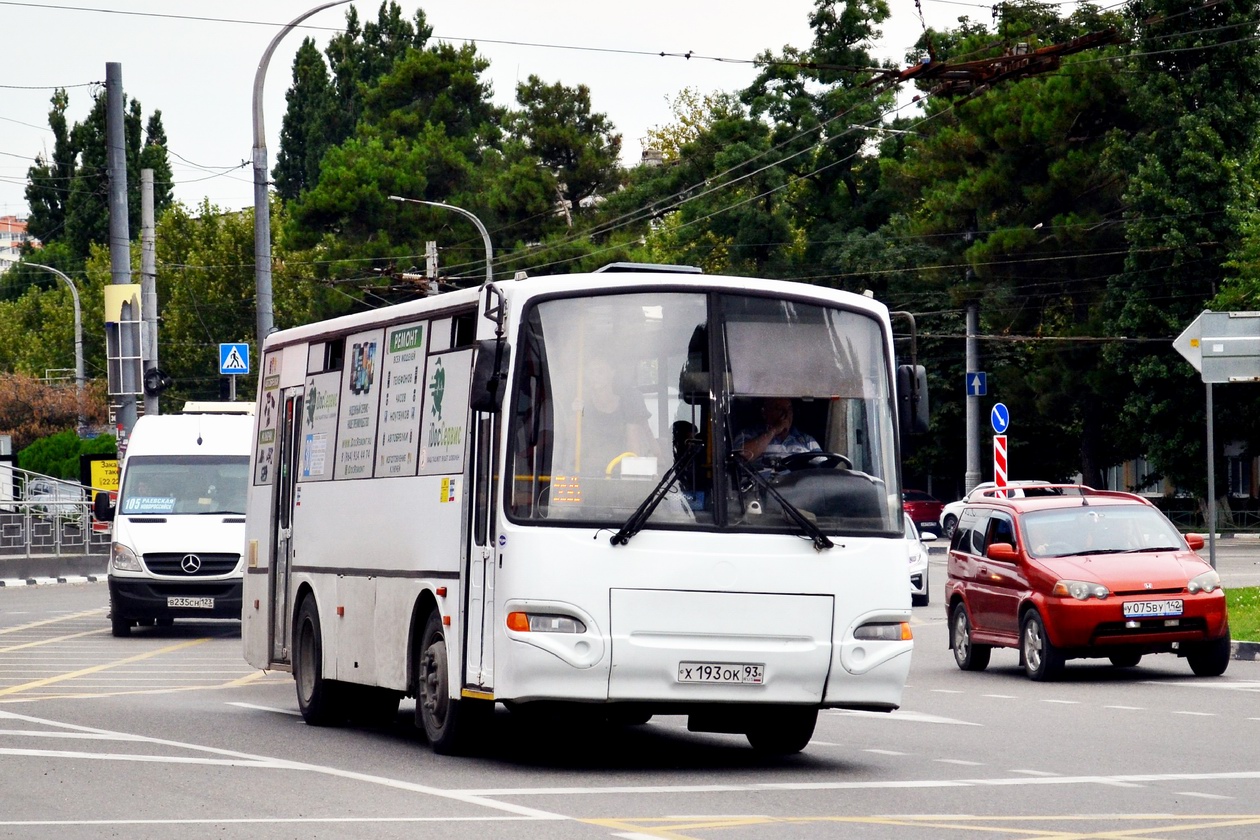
[219, 343, 250, 376]
[1174, 311, 1260, 383]
[966, 371, 987, 397]
[990, 402, 1010, 434]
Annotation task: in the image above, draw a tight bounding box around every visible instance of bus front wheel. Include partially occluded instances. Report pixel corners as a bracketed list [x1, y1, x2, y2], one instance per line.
[415, 611, 490, 755]
[745, 706, 818, 755]
[293, 596, 346, 726]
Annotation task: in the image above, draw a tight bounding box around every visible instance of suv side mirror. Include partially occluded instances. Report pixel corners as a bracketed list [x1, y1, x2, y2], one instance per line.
[986, 542, 1019, 562]
[93, 490, 115, 522]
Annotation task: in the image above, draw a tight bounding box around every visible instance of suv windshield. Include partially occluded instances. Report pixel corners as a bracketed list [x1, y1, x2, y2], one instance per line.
[506, 291, 900, 536]
[119, 455, 250, 515]
[1023, 504, 1185, 558]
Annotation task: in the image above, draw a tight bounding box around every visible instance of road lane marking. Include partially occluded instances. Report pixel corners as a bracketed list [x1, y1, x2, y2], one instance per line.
[1175, 792, 1232, 800]
[830, 709, 981, 726]
[1172, 710, 1216, 716]
[226, 702, 302, 716]
[0, 638, 211, 697]
[0, 708, 566, 821]
[0, 609, 105, 636]
[0, 628, 110, 652]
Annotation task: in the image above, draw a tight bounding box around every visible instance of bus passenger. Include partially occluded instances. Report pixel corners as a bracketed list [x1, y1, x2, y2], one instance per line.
[577, 356, 657, 475]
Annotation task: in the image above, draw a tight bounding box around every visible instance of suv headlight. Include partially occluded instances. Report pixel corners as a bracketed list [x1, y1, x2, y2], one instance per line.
[1187, 569, 1221, 594]
[1052, 580, 1109, 600]
[110, 543, 142, 572]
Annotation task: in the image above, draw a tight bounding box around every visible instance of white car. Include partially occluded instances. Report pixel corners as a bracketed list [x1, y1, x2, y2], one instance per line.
[937, 480, 1079, 537]
[906, 517, 935, 607]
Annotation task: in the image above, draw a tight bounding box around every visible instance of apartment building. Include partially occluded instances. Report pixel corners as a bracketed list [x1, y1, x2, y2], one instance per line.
[0, 215, 37, 274]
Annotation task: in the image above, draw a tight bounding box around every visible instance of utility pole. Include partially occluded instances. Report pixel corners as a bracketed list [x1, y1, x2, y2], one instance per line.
[141, 169, 160, 416]
[965, 302, 981, 494]
[107, 62, 137, 439]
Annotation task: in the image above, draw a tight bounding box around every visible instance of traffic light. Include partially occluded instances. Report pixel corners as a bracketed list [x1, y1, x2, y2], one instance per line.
[143, 367, 173, 396]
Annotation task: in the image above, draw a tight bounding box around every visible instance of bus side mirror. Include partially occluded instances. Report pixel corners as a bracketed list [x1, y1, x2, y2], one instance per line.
[897, 364, 930, 437]
[470, 338, 510, 413]
[94, 491, 115, 522]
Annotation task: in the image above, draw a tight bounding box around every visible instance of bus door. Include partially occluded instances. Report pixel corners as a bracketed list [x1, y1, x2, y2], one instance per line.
[269, 387, 304, 665]
[464, 410, 498, 689]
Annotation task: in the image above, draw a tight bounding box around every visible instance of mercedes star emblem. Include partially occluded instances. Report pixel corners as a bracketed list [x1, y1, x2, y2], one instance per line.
[180, 554, 202, 574]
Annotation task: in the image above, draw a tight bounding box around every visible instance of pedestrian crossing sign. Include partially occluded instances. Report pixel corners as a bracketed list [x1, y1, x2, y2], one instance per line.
[219, 343, 250, 375]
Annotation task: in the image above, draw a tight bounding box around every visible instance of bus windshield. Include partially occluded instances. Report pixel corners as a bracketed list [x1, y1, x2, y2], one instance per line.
[507, 291, 900, 535]
[119, 455, 250, 515]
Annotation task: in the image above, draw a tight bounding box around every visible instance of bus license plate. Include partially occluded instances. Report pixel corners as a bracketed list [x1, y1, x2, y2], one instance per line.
[1122, 599, 1183, 618]
[168, 596, 214, 609]
[677, 662, 765, 685]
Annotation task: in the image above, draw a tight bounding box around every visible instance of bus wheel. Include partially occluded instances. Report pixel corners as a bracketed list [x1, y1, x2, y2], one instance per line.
[293, 596, 345, 726]
[745, 707, 818, 755]
[416, 611, 489, 754]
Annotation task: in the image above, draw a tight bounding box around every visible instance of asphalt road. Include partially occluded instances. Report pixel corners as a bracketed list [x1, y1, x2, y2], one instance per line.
[1, 580, 1258, 839]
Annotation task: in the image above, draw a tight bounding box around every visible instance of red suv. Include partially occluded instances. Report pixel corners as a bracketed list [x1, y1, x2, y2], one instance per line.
[945, 486, 1230, 680]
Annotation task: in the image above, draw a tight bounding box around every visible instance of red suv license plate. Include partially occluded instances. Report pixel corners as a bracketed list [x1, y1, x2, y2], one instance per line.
[1122, 599, 1183, 618]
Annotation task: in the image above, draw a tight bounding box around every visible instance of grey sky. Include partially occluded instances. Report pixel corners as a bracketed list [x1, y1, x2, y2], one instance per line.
[0, 0, 944, 219]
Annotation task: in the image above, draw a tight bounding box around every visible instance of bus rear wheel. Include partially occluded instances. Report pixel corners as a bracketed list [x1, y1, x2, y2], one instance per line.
[415, 611, 490, 755]
[293, 596, 346, 726]
[745, 707, 818, 755]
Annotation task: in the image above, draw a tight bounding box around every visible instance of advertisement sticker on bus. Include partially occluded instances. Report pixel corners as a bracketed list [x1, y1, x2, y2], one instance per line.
[376, 321, 426, 477]
[254, 352, 282, 485]
[335, 328, 384, 479]
[301, 372, 340, 481]
[417, 350, 472, 475]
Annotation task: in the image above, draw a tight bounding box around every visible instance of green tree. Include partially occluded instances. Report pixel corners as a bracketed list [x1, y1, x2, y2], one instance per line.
[27, 88, 172, 265]
[511, 75, 623, 215]
[274, 2, 432, 201]
[24, 89, 75, 245]
[1104, 0, 1260, 496]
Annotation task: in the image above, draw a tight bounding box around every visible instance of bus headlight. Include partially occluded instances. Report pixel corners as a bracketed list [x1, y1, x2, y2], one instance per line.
[506, 612, 586, 633]
[854, 622, 912, 641]
[1187, 570, 1221, 594]
[110, 543, 142, 572]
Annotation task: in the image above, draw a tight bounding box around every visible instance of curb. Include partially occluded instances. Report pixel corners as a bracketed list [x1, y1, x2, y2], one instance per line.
[0, 574, 103, 588]
[1233, 640, 1260, 661]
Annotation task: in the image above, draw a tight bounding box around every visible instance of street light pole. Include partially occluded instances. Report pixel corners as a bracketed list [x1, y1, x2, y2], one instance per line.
[388, 195, 494, 286]
[252, 0, 350, 342]
[28, 263, 85, 435]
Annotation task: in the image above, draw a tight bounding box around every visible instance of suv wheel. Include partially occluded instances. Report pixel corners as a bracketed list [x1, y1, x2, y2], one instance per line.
[950, 603, 990, 671]
[941, 514, 957, 538]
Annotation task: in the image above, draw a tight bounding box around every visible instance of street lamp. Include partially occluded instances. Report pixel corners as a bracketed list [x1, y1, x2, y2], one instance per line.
[27, 263, 85, 435]
[252, 0, 350, 342]
[388, 196, 494, 287]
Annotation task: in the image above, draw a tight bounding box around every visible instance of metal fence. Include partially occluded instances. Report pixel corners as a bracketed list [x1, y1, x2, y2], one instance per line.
[0, 500, 111, 558]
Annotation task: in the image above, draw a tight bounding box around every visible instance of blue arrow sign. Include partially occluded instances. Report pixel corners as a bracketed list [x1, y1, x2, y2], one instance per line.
[966, 371, 987, 397]
[219, 343, 250, 375]
[991, 402, 1010, 434]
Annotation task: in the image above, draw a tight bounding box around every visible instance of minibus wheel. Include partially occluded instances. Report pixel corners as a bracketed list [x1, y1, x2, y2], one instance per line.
[293, 596, 346, 725]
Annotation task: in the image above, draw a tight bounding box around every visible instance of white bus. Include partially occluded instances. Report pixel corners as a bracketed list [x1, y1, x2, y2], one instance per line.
[242, 264, 928, 755]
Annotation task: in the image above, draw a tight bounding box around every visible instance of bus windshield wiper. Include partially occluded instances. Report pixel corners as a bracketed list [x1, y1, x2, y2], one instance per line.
[730, 456, 834, 551]
[609, 439, 703, 546]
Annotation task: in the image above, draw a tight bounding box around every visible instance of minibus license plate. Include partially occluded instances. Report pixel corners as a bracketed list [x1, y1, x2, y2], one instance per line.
[1122, 599, 1183, 618]
[168, 596, 214, 609]
[677, 662, 764, 684]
